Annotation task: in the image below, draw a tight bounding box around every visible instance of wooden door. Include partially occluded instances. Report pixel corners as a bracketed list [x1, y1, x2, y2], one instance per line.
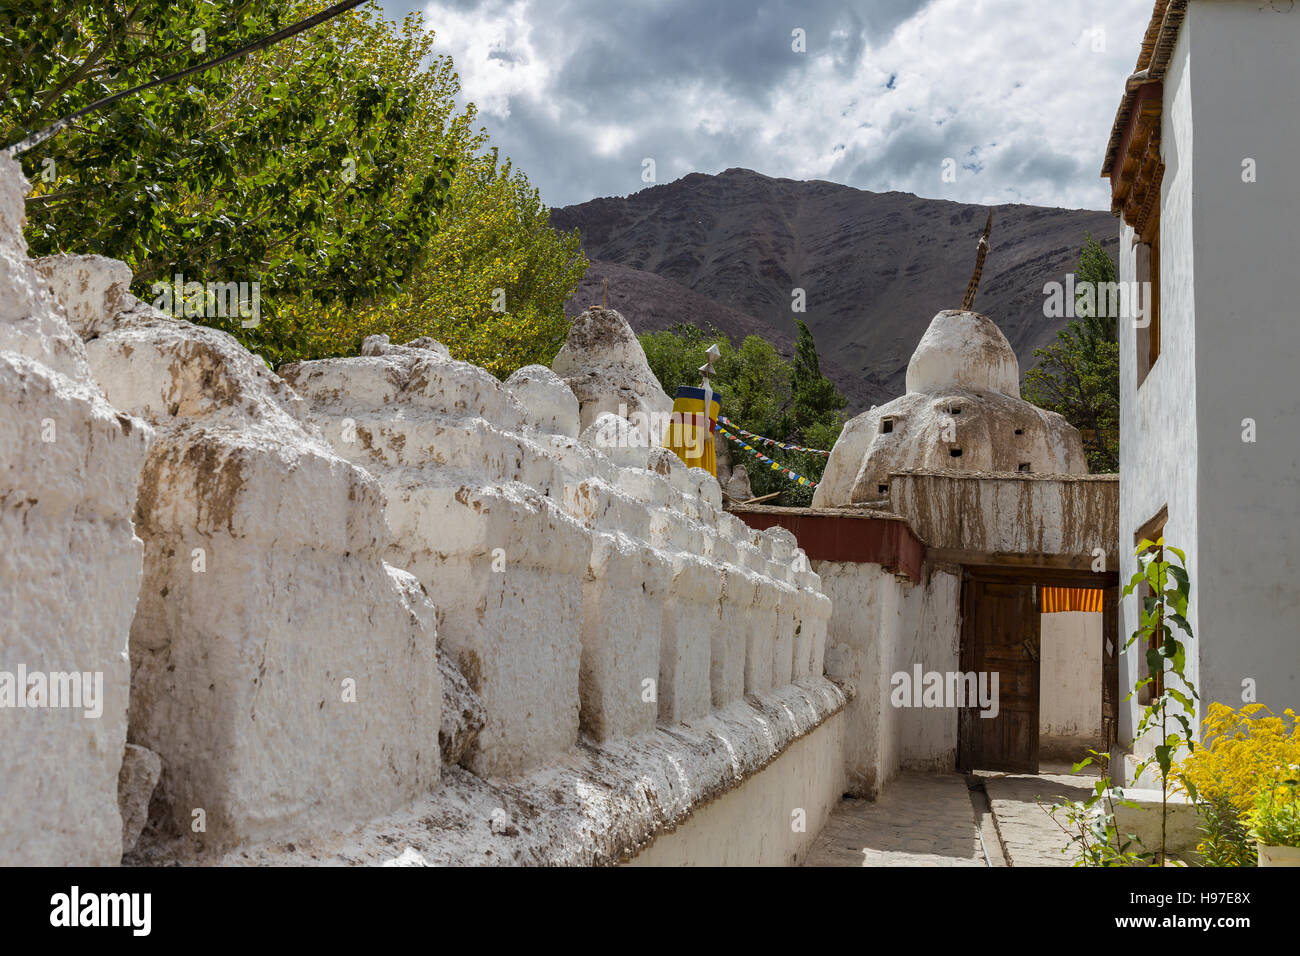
[958, 577, 1040, 772]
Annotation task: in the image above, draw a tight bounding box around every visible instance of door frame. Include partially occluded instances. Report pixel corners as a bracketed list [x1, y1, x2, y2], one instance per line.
[956, 564, 1119, 773]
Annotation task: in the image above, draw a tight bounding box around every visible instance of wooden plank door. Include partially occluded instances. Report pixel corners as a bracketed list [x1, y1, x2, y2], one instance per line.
[958, 578, 1040, 772]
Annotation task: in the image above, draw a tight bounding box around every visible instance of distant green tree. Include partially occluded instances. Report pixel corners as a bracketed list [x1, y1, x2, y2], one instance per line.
[640, 322, 844, 506]
[640, 323, 733, 397]
[790, 320, 848, 432]
[1024, 234, 1120, 472]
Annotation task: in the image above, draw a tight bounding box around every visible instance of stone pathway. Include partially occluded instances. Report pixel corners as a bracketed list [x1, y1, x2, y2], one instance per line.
[803, 772, 989, 867]
[803, 765, 1099, 867]
[977, 766, 1097, 867]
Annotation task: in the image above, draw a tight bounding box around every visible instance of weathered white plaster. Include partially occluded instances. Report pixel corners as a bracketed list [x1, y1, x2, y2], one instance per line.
[82, 310, 441, 852]
[1039, 611, 1103, 757]
[505, 363, 580, 438]
[0, 157, 153, 866]
[3, 154, 833, 863]
[658, 552, 720, 724]
[892, 568, 962, 774]
[817, 559, 959, 796]
[906, 309, 1022, 397]
[1118, 2, 1300, 756]
[118, 743, 162, 855]
[284, 335, 827, 772]
[1112, 788, 1202, 863]
[891, 470, 1119, 565]
[552, 307, 672, 434]
[125, 679, 848, 866]
[31, 254, 134, 341]
[626, 709, 846, 866]
[580, 530, 669, 740]
[814, 309, 1088, 509]
[281, 344, 588, 776]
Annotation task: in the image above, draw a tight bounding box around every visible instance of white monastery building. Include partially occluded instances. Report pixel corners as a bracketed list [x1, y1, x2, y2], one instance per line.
[1103, 0, 1300, 748]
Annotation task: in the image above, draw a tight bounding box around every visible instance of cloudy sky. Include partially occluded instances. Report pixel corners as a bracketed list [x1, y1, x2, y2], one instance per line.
[376, 0, 1152, 211]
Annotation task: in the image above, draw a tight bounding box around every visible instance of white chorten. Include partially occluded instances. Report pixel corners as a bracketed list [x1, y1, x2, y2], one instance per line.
[813, 228, 1089, 510]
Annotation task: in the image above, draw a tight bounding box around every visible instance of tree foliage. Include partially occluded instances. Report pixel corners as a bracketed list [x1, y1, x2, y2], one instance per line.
[278, 146, 586, 376]
[5, 1, 454, 320]
[4, 1, 586, 374]
[1023, 233, 1120, 472]
[641, 322, 845, 506]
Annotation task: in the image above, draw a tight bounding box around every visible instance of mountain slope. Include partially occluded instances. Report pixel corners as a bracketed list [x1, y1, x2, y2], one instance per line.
[552, 168, 1118, 411]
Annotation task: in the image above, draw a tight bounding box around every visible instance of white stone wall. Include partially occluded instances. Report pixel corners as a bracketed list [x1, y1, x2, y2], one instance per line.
[281, 326, 830, 780]
[1180, 1, 1300, 717]
[1118, 3, 1300, 750]
[818, 559, 959, 796]
[0, 161, 833, 863]
[0, 157, 153, 865]
[892, 568, 962, 773]
[625, 709, 846, 866]
[76, 314, 442, 852]
[1039, 611, 1103, 755]
[1117, 15, 1200, 757]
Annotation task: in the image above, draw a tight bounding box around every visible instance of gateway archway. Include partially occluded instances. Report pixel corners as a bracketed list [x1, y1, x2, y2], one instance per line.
[956, 565, 1119, 773]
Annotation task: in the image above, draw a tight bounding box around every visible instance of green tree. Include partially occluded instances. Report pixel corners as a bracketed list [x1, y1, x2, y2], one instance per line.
[5, 2, 586, 374]
[1024, 234, 1120, 472]
[640, 322, 844, 506]
[641, 323, 734, 397]
[6, 0, 454, 347]
[790, 319, 847, 432]
[260, 13, 587, 375]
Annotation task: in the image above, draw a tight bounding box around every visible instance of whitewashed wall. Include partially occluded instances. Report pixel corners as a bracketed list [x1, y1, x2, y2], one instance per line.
[1119, 3, 1300, 759]
[0, 149, 839, 864]
[1182, 1, 1300, 716]
[1117, 20, 1200, 755]
[1039, 611, 1103, 756]
[0, 157, 153, 865]
[818, 560, 960, 797]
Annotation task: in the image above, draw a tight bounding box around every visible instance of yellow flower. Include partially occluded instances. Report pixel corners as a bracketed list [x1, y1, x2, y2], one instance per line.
[1176, 703, 1300, 811]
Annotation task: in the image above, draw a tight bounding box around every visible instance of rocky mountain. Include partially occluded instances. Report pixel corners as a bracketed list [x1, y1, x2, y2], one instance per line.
[551, 168, 1118, 412]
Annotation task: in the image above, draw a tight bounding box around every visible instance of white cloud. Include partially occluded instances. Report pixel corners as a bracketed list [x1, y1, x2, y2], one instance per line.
[401, 0, 1155, 209]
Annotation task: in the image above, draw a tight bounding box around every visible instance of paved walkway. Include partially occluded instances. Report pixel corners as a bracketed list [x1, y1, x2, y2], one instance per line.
[804, 765, 1098, 867]
[803, 772, 989, 867]
[978, 767, 1096, 867]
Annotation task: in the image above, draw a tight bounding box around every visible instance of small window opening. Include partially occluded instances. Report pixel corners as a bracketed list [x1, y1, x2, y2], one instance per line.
[1018, 462, 1031, 473]
[949, 448, 963, 458]
[881, 418, 894, 434]
[1014, 428, 1024, 436]
[878, 484, 889, 495]
[1136, 223, 1162, 388]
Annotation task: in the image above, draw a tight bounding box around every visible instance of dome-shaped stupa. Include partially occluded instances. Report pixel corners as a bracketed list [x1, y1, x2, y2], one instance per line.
[812, 216, 1088, 509]
[905, 309, 1021, 397]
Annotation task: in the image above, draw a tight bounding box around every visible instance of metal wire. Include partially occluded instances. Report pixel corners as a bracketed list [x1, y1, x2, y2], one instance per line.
[3, 0, 368, 158]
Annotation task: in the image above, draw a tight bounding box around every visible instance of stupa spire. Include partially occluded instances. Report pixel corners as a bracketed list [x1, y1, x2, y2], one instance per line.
[960, 211, 993, 312]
